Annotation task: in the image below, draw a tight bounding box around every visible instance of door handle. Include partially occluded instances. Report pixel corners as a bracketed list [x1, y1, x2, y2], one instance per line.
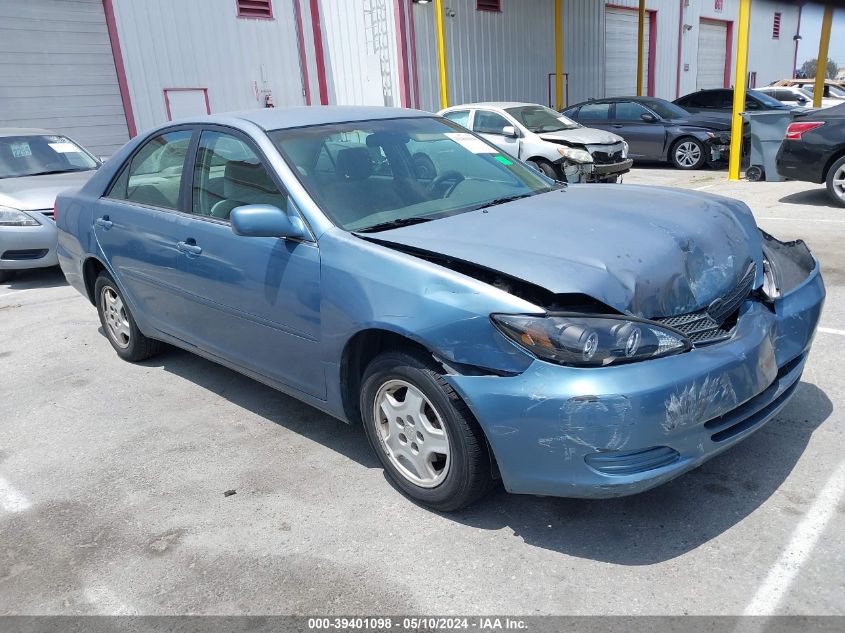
[612, 124, 624, 128]
[95, 216, 113, 230]
[177, 240, 202, 255]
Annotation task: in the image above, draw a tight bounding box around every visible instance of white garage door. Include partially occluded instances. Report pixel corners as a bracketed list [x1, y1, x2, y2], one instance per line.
[0, 0, 130, 155]
[605, 7, 650, 97]
[697, 20, 728, 90]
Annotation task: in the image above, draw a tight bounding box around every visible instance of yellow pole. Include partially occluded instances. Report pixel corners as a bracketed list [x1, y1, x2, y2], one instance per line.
[636, 0, 646, 96]
[434, 0, 449, 109]
[555, 0, 563, 110]
[728, 0, 751, 181]
[813, 5, 833, 109]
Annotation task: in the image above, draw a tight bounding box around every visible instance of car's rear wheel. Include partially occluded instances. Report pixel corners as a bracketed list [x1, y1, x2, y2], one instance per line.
[825, 156, 845, 207]
[359, 350, 494, 511]
[671, 137, 707, 170]
[527, 159, 559, 180]
[95, 272, 163, 362]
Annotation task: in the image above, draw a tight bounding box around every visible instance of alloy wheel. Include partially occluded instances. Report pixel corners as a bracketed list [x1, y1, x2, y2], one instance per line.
[832, 165, 845, 202]
[373, 379, 450, 488]
[101, 286, 130, 349]
[675, 141, 702, 168]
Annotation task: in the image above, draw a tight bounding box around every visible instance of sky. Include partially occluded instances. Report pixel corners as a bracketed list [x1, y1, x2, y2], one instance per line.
[796, 3, 845, 70]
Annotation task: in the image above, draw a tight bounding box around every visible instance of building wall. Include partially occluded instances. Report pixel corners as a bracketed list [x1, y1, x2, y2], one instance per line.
[747, 0, 799, 87]
[111, 0, 306, 134]
[412, 0, 554, 112]
[0, 0, 129, 155]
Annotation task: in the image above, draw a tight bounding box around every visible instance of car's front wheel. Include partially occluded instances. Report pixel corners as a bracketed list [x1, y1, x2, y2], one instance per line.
[527, 159, 559, 180]
[359, 350, 494, 511]
[671, 137, 707, 170]
[95, 272, 163, 362]
[825, 155, 845, 207]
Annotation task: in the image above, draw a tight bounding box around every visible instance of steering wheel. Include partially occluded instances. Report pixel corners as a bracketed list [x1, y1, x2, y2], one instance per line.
[428, 170, 465, 199]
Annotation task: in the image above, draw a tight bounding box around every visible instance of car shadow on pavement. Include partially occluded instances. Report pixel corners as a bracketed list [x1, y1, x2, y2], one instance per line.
[447, 380, 832, 565]
[1, 266, 66, 291]
[139, 345, 381, 469]
[779, 189, 838, 208]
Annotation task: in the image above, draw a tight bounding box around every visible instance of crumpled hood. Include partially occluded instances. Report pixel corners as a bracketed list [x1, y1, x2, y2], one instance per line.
[0, 170, 96, 211]
[371, 184, 763, 319]
[538, 126, 623, 146]
[673, 115, 732, 131]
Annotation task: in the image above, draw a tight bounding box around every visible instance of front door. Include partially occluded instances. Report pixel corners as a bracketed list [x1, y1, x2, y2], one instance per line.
[471, 110, 521, 159]
[171, 129, 324, 398]
[610, 101, 666, 159]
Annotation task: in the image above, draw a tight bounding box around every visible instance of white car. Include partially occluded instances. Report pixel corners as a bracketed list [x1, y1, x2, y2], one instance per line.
[438, 102, 632, 183]
[757, 86, 838, 109]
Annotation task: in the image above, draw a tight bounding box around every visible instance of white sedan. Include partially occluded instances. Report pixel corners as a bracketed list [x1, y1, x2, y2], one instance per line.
[439, 102, 632, 183]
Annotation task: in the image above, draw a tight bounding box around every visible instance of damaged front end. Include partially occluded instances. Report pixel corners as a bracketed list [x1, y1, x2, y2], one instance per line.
[552, 141, 633, 184]
[437, 231, 824, 499]
[706, 132, 732, 163]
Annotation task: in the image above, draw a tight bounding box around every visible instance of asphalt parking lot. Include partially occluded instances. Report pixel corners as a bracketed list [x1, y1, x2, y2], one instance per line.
[1, 166, 843, 616]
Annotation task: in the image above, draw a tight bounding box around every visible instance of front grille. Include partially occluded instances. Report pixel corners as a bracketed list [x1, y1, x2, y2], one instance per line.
[653, 262, 757, 346]
[586, 142, 625, 165]
[1, 249, 48, 261]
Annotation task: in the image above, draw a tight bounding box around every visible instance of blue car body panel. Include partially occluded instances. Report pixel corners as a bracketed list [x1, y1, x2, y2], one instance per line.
[55, 107, 825, 499]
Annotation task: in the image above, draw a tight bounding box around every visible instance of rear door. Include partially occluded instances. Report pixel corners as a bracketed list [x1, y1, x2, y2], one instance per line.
[610, 101, 665, 159]
[168, 127, 325, 398]
[471, 110, 520, 158]
[573, 102, 614, 133]
[95, 128, 196, 336]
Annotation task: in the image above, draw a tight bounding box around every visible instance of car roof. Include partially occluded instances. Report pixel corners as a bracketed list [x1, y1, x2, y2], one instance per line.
[0, 127, 56, 137]
[184, 106, 435, 132]
[442, 102, 538, 111]
[565, 96, 670, 108]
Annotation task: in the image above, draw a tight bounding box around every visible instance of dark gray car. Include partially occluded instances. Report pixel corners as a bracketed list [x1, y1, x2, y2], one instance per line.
[673, 88, 804, 121]
[563, 97, 731, 169]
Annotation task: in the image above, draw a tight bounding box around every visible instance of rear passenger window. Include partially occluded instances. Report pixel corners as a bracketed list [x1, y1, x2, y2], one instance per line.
[577, 103, 611, 121]
[191, 131, 286, 220]
[107, 130, 192, 209]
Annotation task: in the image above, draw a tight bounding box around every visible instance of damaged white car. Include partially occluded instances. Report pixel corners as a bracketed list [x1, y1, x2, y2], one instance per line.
[440, 102, 633, 183]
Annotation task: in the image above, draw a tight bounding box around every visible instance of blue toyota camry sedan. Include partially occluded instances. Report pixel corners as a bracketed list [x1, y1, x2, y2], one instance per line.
[56, 106, 824, 511]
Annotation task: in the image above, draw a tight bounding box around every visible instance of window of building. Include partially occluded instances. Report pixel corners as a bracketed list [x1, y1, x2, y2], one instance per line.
[237, 0, 273, 19]
[107, 130, 193, 209]
[192, 131, 286, 220]
[477, 0, 501, 13]
[772, 12, 781, 39]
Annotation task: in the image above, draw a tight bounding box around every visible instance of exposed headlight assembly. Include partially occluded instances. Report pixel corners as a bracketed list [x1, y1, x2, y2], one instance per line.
[492, 314, 691, 367]
[0, 206, 39, 227]
[557, 146, 593, 164]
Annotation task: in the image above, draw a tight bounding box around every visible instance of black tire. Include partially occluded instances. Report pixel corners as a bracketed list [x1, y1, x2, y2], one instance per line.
[0, 269, 12, 283]
[825, 155, 845, 208]
[670, 137, 707, 170]
[527, 159, 559, 180]
[94, 272, 163, 362]
[359, 350, 494, 511]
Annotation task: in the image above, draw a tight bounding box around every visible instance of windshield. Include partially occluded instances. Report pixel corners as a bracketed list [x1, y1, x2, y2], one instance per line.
[641, 99, 690, 119]
[0, 135, 98, 179]
[748, 89, 790, 109]
[270, 117, 553, 232]
[505, 106, 580, 132]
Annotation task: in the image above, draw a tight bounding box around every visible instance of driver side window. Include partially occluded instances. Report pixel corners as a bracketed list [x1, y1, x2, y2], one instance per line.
[472, 111, 510, 135]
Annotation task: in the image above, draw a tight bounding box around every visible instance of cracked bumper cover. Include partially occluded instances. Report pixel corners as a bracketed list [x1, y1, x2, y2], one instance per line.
[444, 259, 824, 499]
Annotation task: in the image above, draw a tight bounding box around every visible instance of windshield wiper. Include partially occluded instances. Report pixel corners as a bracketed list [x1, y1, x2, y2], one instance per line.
[355, 216, 434, 233]
[473, 193, 536, 210]
[24, 168, 91, 177]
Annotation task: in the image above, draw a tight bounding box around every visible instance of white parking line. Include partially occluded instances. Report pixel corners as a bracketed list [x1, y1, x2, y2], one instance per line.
[819, 327, 845, 337]
[693, 183, 719, 190]
[0, 477, 31, 513]
[743, 462, 845, 615]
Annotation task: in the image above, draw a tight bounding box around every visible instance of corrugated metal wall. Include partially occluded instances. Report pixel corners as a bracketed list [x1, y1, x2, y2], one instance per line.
[412, 0, 554, 112]
[0, 0, 129, 155]
[317, 0, 402, 106]
[560, 0, 604, 106]
[112, 0, 305, 134]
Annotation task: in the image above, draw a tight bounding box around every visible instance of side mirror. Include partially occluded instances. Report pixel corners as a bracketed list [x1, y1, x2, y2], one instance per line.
[501, 125, 519, 138]
[230, 204, 306, 239]
[640, 113, 658, 123]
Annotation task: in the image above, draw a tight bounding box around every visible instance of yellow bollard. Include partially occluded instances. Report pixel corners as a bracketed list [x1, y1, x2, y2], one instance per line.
[813, 5, 834, 110]
[728, 0, 752, 181]
[434, 0, 449, 109]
